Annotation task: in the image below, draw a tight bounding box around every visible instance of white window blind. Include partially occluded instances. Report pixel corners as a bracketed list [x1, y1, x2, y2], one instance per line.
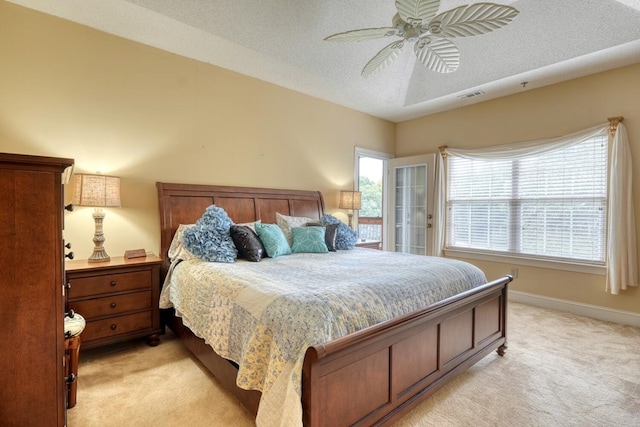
[446, 135, 608, 264]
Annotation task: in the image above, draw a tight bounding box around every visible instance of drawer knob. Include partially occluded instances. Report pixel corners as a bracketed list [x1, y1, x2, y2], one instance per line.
[110, 281, 117, 287]
[110, 324, 117, 331]
[65, 203, 74, 212]
[110, 302, 117, 308]
[66, 373, 76, 384]
[65, 252, 74, 260]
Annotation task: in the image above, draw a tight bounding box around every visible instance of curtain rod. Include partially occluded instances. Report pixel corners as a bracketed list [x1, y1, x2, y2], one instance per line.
[608, 116, 624, 136]
[439, 119, 621, 154]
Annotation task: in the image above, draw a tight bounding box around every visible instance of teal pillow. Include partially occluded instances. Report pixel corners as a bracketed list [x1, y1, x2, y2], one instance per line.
[255, 223, 291, 257]
[306, 222, 338, 251]
[291, 226, 329, 254]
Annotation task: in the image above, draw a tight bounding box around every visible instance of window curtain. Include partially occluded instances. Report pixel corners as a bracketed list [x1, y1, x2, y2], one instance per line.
[434, 123, 638, 294]
[434, 151, 445, 257]
[607, 122, 638, 294]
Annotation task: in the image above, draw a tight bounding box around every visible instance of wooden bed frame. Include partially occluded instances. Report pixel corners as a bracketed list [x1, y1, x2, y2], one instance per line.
[156, 182, 512, 426]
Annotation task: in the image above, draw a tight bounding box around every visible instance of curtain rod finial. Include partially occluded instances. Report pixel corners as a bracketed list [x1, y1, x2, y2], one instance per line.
[608, 116, 624, 136]
[438, 145, 448, 158]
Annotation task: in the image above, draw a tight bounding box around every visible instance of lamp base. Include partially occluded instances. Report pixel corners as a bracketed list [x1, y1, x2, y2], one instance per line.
[88, 209, 110, 263]
[88, 248, 110, 263]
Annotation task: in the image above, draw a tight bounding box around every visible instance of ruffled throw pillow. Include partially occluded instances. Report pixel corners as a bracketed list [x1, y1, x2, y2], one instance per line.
[320, 214, 358, 250]
[182, 205, 237, 262]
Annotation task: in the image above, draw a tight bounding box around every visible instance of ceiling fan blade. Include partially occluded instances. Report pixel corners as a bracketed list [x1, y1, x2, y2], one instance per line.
[395, 0, 440, 25]
[324, 27, 400, 42]
[431, 3, 519, 38]
[362, 40, 405, 77]
[414, 37, 459, 73]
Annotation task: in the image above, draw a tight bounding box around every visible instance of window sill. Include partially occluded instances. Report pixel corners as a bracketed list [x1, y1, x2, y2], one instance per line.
[443, 248, 606, 276]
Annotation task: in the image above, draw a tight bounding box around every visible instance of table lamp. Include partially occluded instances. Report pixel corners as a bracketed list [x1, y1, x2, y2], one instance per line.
[72, 173, 121, 262]
[338, 190, 361, 229]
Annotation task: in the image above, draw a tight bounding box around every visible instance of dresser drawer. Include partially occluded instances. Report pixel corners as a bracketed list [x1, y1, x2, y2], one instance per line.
[83, 311, 152, 342]
[68, 291, 151, 320]
[67, 270, 152, 299]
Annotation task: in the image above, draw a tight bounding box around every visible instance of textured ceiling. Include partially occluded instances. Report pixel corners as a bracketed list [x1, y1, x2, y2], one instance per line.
[9, 0, 640, 122]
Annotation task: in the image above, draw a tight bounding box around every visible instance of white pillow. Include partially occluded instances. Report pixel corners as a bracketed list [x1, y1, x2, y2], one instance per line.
[167, 224, 199, 262]
[276, 213, 314, 246]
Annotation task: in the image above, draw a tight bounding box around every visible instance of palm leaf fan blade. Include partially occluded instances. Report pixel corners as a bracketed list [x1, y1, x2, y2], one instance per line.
[324, 27, 399, 42]
[395, 0, 440, 24]
[362, 40, 405, 77]
[434, 3, 519, 38]
[414, 37, 459, 73]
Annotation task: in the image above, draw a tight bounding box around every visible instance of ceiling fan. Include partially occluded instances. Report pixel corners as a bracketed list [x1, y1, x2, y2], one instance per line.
[325, 0, 519, 77]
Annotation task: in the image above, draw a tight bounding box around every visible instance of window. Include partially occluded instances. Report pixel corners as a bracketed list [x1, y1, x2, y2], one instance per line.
[446, 134, 608, 264]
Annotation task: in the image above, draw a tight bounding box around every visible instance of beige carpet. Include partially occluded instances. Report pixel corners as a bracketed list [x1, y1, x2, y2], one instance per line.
[67, 303, 640, 427]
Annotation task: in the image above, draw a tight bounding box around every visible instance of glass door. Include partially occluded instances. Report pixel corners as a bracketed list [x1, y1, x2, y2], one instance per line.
[355, 148, 393, 250]
[387, 154, 435, 255]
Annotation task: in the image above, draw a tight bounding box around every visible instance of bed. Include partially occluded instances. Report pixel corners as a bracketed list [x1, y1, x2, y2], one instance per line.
[156, 182, 512, 427]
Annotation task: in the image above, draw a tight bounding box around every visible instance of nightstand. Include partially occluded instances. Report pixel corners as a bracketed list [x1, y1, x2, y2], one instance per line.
[355, 239, 382, 250]
[65, 255, 163, 350]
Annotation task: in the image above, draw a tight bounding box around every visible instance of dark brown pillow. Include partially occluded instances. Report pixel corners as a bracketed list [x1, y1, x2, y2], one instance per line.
[230, 225, 266, 262]
[306, 222, 338, 251]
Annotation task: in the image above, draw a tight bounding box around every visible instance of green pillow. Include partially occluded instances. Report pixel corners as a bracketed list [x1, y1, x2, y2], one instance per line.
[255, 223, 291, 257]
[291, 226, 329, 254]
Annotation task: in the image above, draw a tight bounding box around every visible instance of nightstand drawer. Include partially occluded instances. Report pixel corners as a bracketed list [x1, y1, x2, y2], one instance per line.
[67, 270, 152, 298]
[83, 311, 152, 342]
[69, 291, 152, 320]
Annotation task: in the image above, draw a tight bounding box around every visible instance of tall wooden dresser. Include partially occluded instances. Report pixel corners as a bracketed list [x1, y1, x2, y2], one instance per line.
[0, 153, 74, 426]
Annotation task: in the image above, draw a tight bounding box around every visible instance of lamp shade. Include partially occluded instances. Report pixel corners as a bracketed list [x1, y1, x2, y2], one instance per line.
[338, 190, 362, 210]
[72, 174, 121, 207]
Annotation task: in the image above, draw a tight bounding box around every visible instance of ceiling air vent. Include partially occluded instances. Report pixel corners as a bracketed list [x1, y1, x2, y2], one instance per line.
[457, 90, 485, 99]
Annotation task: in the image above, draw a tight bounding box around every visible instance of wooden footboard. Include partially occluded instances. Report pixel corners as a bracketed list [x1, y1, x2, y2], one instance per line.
[301, 275, 511, 427]
[163, 275, 510, 426]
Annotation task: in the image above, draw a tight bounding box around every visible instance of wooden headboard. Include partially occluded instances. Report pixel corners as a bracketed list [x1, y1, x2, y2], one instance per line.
[156, 182, 325, 276]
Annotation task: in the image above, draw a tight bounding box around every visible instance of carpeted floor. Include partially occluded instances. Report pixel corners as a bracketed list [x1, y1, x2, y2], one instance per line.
[67, 302, 640, 426]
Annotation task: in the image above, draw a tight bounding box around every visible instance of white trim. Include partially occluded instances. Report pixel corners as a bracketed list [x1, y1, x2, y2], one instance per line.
[509, 290, 640, 327]
[444, 248, 606, 275]
[354, 147, 394, 161]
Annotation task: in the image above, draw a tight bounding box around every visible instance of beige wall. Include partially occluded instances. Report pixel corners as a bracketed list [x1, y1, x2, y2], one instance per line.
[396, 63, 640, 314]
[0, 2, 394, 259]
[2, 2, 638, 315]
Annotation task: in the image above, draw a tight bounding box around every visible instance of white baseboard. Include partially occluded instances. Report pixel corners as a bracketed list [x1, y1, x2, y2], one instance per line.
[508, 290, 640, 327]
